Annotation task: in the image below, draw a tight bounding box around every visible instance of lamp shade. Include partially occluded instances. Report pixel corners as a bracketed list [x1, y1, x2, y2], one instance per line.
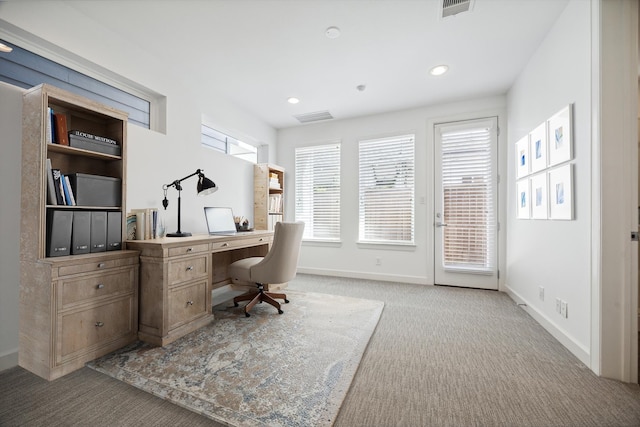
[197, 175, 218, 196]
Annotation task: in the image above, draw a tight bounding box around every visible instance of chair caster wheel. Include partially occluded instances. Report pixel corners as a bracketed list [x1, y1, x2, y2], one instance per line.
[284, 299, 290, 304]
[278, 309, 283, 314]
[245, 312, 251, 317]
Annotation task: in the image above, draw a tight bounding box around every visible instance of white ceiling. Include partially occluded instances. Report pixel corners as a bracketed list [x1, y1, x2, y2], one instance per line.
[67, 0, 569, 130]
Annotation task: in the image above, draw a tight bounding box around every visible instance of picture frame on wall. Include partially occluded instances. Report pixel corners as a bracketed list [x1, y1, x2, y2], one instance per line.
[515, 135, 530, 179]
[530, 173, 548, 220]
[517, 178, 530, 219]
[548, 164, 573, 220]
[529, 122, 547, 173]
[547, 104, 573, 166]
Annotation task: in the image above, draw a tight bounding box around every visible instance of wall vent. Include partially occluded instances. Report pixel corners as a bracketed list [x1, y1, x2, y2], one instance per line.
[440, 0, 473, 18]
[294, 110, 334, 124]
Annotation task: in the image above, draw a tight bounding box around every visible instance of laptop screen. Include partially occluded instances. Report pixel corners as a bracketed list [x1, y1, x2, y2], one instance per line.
[204, 207, 237, 235]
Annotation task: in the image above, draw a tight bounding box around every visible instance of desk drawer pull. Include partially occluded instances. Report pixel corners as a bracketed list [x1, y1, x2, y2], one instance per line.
[95, 321, 104, 327]
[186, 300, 194, 306]
[259, 238, 264, 241]
[186, 247, 193, 253]
[97, 263, 105, 268]
[221, 243, 229, 247]
[186, 266, 194, 271]
[96, 284, 105, 289]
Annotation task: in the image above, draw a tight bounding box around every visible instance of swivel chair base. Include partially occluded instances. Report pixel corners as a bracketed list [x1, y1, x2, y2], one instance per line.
[233, 284, 289, 317]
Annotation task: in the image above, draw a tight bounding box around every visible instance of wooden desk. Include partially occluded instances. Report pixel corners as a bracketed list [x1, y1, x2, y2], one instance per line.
[126, 230, 273, 346]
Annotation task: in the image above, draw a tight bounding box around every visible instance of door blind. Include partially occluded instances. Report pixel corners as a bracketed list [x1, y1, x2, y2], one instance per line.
[295, 143, 341, 240]
[359, 135, 415, 244]
[440, 125, 496, 271]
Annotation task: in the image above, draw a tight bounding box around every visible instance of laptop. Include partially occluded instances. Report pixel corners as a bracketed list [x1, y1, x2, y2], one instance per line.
[204, 207, 253, 235]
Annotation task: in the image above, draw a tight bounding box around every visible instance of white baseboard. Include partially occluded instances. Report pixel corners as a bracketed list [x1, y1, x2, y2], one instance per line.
[505, 284, 590, 367]
[0, 349, 18, 373]
[297, 267, 431, 285]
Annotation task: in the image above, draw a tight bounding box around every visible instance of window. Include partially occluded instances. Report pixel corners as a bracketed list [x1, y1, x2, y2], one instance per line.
[295, 143, 341, 241]
[0, 40, 151, 129]
[201, 124, 257, 163]
[359, 134, 415, 244]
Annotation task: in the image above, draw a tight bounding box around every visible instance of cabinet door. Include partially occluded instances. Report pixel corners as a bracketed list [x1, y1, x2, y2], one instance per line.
[168, 280, 208, 331]
[167, 255, 208, 284]
[57, 297, 134, 363]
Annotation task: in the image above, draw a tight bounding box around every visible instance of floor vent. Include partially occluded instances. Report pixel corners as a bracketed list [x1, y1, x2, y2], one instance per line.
[294, 110, 334, 124]
[441, 0, 473, 18]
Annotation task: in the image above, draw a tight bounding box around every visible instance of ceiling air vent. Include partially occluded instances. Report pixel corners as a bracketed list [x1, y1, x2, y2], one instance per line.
[293, 110, 334, 124]
[440, 0, 473, 18]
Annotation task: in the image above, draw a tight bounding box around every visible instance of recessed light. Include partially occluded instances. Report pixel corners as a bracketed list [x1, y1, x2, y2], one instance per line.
[356, 84, 366, 92]
[429, 65, 449, 76]
[325, 26, 341, 39]
[287, 97, 300, 104]
[0, 43, 13, 53]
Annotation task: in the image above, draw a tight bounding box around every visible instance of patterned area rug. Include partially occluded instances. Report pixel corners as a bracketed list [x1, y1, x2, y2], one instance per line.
[87, 290, 384, 427]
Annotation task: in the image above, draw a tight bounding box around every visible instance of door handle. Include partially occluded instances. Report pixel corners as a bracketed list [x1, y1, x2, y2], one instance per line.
[435, 222, 448, 227]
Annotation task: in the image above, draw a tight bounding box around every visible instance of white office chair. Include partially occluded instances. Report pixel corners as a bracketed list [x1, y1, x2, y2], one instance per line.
[229, 221, 305, 317]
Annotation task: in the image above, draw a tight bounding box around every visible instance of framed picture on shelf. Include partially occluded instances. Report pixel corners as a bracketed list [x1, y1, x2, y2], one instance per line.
[515, 135, 530, 179]
[548, 164, 573, 220]
[548, 104, 573, 166]
[530, 173, 548, 220]
[529, 122, 547, 173]
[517, 178, 530, 219]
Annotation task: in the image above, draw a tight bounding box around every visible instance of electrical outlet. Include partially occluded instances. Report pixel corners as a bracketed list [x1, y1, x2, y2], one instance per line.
[556, 298, 562, 314]
[539, 286, 544, 301]
[561, 301, 568, 318]
[375, 257, 381, 266]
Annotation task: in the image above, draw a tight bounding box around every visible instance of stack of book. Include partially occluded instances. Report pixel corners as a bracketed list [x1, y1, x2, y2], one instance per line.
[46, 108, 121, 156]
[46, 158, 76, 206]
[269, 172, 281, 189]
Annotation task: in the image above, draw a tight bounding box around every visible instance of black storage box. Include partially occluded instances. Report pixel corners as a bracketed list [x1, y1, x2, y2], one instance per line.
[70, 173, 121, 207]
[69, 134, 121, 156]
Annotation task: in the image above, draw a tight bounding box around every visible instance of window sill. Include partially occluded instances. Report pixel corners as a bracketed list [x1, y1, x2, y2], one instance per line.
[302, 239, 342, 248]
[356, 241, 416, 251]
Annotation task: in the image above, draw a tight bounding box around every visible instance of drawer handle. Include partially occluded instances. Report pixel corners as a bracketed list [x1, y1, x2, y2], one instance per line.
[97, 263, 105, 268]
[96, 284, 105, 289]
[186, 300, 194, 306]
[186, 266, 194, 271]
[222, 243, 229, 247]
[186, 247, 193, 252]
[95, 321, 104, 327]
[259, 238, 264, 241]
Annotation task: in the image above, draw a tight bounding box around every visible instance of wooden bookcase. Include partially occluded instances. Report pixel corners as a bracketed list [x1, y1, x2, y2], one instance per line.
[20, 84, 139, 380]
[254, 163, 284, 231]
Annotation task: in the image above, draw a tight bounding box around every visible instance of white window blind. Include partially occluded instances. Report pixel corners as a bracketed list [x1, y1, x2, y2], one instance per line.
[440, 125, 496, 271]
[201, 124, 257, 163]
[359, 135, 415, 244]
[295, 143, 341, 240]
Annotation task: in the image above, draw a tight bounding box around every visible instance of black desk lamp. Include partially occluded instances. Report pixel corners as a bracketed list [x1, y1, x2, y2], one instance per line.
[162, 169, 217, 237]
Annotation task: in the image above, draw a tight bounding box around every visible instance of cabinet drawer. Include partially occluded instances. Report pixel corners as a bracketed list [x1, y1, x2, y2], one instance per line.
[167, 243, 210, 258]
[168, 255, 208, 284]
[58, 297, 134, 361]
[59, 268, 135, 308]
[57, 255, 138, 277]
[168, 280, 208, 330]
[210, 236, 270, 252]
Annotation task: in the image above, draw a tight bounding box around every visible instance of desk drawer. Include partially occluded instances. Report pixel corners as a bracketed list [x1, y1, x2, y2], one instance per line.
[56, 254, 138, 277]
[210, 235, 271, 252]
[168, 279, 208, 331]
[168, 255, 208, 284]
[59, 268, 135, 308]
[58, 296, 134, 361]
[168, 243, 210, 258]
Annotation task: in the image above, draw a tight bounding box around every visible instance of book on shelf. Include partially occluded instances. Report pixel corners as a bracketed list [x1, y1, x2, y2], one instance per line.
[46, 107, 54, 144]
[126, 213, 137, 240]
[46, 159, 57, 205]
[51, 168, 65, 205]
[268, 193, 283, 213]
[59, 173, 76, 206]
[68, 130, 118, 146]
[64, 175, 76, 205]
[54, 114, 69, 146]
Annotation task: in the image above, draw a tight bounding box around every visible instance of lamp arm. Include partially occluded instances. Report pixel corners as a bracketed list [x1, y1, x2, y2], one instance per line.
[163, 169, 204, 191]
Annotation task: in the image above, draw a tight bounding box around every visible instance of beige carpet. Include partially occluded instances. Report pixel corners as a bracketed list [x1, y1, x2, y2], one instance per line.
[87, 290, 384, 427]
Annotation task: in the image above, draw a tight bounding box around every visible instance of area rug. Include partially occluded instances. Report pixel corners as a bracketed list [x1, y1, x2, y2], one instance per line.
[87, 290, 384, 427]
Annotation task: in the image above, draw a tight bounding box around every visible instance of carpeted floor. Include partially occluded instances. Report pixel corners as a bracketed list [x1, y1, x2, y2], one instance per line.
[86, 290, 383, 427]
[2, 274, 640, 427]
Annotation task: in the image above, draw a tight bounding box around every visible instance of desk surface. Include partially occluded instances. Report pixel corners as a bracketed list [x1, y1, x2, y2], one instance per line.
[126, 230, 273, 252]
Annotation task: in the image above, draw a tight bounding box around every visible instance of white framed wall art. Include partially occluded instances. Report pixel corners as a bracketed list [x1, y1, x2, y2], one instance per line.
[529, 122, 547, 173]
[517, 178, 530, 219]
[547, 104, 573, 166]
[530, 173, 548, 219]
[548, 163, 573, 220]
[516, 135, 530, 178]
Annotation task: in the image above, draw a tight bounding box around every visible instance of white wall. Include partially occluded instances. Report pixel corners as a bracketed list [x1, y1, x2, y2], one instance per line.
[277, 97, 507, 284]
[505, 0, 591, 365]
[0, 82, 24, 370]
[0, 2, 276, 368]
